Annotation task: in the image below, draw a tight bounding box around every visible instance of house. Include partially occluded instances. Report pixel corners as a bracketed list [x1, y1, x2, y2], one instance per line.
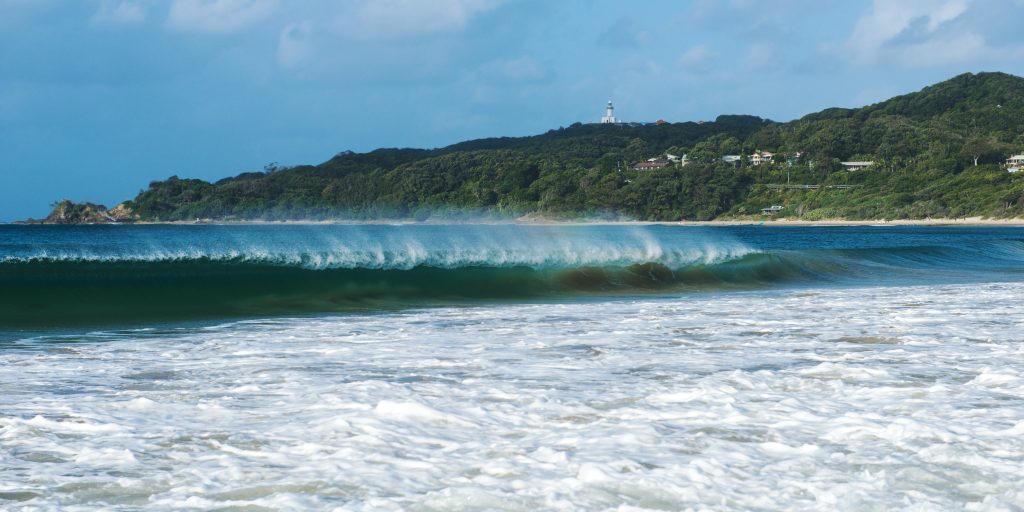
[1007, 154, 1024, 173]
[786, 152, 803, 166]
[750, 151, 774, 166]
[633, 159, 672, 171]
[666, 153, 690, 167]
[761, 205, 784, 215]
[722, 155, 742, 166]
[841, 161, 874, 171]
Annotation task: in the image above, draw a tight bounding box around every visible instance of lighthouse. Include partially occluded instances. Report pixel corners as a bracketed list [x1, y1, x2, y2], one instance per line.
[601, 100, 616, 124]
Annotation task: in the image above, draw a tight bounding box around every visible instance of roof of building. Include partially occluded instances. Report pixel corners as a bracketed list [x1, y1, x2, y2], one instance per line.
[634, 160, 671, 169]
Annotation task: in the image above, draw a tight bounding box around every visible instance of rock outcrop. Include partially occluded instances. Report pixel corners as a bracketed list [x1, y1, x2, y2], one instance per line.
[37, 200, 137, 224]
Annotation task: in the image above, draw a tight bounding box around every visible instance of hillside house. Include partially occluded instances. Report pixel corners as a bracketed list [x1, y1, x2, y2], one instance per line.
[1006, 154, 1024, 172]
[841, 161, 874, 171]
[750, 151, 774, 166]
[672, 154, 691, 167]
[633, 159, 672, 171]
[722, 155, 742, 166]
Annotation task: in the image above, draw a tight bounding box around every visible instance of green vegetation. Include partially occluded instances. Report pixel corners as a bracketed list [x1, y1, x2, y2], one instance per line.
[85, 73, 1024, 221]
[32, 200, 137, 224]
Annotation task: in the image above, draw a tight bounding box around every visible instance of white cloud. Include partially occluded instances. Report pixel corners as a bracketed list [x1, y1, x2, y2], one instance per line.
[167, 0, 277, 33]
[842, 0, 977, 65]
[91, 0, 147, 26]
[335, 0, 502, 40]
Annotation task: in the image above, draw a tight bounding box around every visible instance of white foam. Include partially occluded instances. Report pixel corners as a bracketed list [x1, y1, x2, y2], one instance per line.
[2, 281, 1024, 509]
[0, 224, 756, 269]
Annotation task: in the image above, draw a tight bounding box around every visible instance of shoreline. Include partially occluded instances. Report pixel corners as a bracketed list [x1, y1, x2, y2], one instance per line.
[9, 216, 1024, 227]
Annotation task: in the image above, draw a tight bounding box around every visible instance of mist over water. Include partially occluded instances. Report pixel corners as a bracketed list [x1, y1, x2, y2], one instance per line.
[2, 224, 1024, 509]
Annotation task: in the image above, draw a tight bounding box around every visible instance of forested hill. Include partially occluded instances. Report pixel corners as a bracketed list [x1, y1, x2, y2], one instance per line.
[74, 72, 1024, 221]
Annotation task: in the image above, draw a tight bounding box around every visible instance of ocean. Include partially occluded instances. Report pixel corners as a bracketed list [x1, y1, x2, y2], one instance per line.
[1, 224, 1023, 510]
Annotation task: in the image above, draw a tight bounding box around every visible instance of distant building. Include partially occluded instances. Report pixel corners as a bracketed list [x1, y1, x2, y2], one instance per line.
[1006, 154, 1024, 169]
[633, 159, 672, 171]
[654, 119, 668, 125]
[665, 153, 690, 166]
[786, 152, 803, 166]
[750, 151, 774, 166]
[761, 205, 784, 215]
[841, 161, 874, 171]
[601, 101, 617, 124]
[722, 155, 742, 166]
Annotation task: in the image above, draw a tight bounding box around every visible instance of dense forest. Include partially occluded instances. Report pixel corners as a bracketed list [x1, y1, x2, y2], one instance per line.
[74, 72, 1024, 221]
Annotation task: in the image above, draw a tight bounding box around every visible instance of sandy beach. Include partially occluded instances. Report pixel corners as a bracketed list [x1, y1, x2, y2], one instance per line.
[15, 215, 1024, 227]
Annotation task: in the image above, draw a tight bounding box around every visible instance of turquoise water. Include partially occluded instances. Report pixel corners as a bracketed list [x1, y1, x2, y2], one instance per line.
[2, 224, 1023, 330]
[2, 224, 1024, 510]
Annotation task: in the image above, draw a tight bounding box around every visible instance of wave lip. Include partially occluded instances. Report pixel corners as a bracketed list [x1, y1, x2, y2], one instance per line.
[0, 237, 756, 270]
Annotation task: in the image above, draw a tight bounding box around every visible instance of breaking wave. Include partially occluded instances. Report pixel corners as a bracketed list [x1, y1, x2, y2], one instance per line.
[2, 225, 1022, 327]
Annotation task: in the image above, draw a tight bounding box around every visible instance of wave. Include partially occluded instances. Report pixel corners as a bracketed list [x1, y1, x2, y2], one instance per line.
[2, 226, 1022, 328]
[0, 226, 754, 269]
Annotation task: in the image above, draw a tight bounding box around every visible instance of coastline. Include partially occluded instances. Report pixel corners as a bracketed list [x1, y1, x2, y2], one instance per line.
[678, 216, 1024, 227]
[10, 216, 1024, 227]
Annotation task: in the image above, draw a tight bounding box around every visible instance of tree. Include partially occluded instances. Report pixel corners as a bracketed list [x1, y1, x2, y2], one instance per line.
[959, 137, 1002, 166]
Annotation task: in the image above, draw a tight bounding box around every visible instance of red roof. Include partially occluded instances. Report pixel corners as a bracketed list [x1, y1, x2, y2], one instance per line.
[633, 160, 671, 170]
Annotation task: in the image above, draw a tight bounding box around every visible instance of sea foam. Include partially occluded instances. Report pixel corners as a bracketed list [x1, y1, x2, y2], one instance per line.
[2, 281, 1024, 510]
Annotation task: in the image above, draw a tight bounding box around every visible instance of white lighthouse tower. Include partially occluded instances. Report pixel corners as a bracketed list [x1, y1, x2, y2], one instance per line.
[601, 100, 617, 124]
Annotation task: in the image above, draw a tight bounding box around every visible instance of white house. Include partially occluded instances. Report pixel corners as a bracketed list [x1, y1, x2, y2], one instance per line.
[1007, 154, 1024, 173]
[841, 161, 874, 171]
[750, 151, 774, 166]
[662, 153, 691, 166]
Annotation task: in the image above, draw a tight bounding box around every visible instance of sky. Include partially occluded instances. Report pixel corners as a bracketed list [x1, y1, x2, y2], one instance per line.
[2, 0, 1024, 221]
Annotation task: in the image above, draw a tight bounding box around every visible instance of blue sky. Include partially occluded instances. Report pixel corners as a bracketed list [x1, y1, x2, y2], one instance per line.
[2, 0, 1024, 221]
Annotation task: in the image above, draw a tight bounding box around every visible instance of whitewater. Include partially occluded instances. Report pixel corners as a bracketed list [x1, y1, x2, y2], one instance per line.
[2, 224, 1024, 510]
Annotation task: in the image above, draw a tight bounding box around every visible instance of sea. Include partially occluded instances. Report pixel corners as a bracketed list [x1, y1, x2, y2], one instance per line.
[1, 223, 1023, 510]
